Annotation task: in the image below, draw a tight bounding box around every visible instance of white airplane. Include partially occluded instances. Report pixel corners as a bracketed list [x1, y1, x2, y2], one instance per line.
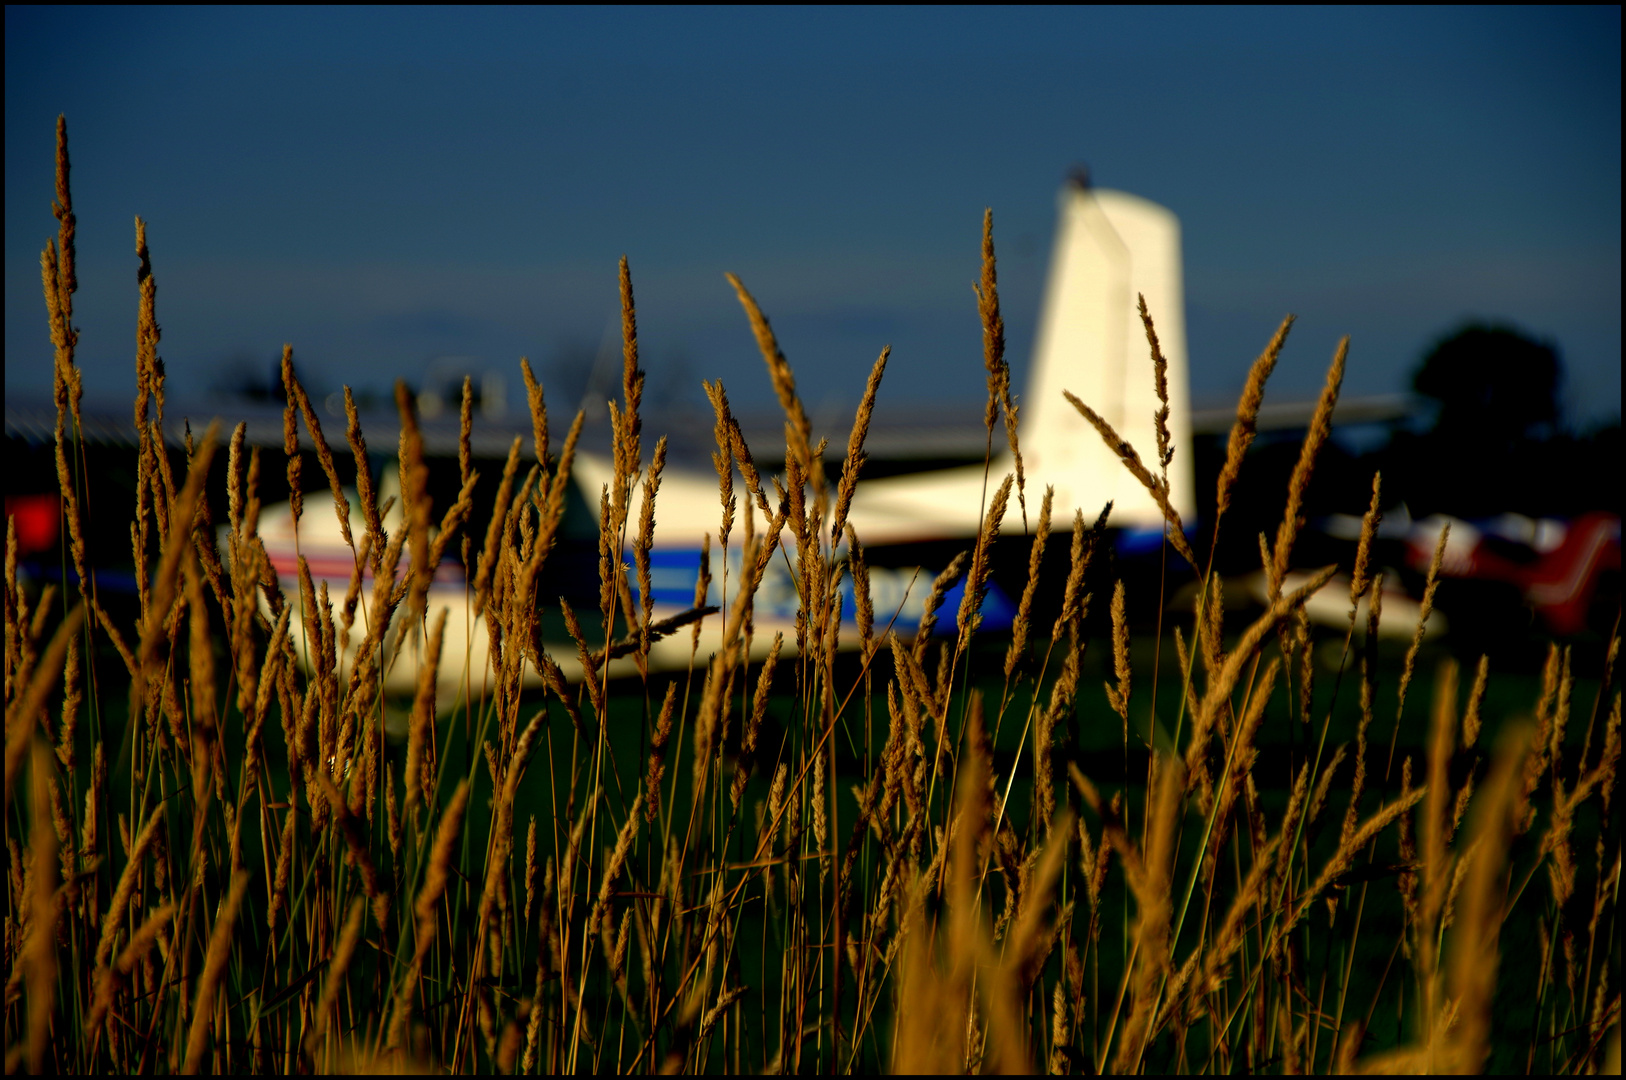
[252, 176, 1198, 701]
[578, 178, 1194, 547]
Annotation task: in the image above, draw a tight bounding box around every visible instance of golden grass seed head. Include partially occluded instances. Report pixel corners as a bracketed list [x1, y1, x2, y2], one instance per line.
[958, 473, 1012, 644]
[317, 774, 388, 927]
[1308, 743, 1348, 829]
[1361, 568, 1383, 674]
[726, 272, 819, 497]
[403, 607, 447, 815]
[636, 436, 667, 657]
[1550, 645, 1574, 776]
[1053, 505, 1096, 639]
[1350, 470, 1382, 607]
[1295, 604, 1315, 726]
[181, 870, 250, 1074]
[53, 116, 76, 299]
[725, 416, 770, 522]
[303, 893, 365, 1065]
[183, 553, 216, 737]
[225, 420, 247, 537]
[286, 358, 354, 551]
[1116, 756, 1185, 1072]
[391, 379, 432, 634]
[912, 550, 967, 662]
[84, 902, 175, 1039]
[977, 209, 1007, 411]
[833, 346, 889, 544]
[426, 469, 478, 581]
[591, 793, 644, 936]
[56, 633, 81, 773]
[976, 210, 1027, 529]
[1270, 336, 1346, 600]
[5, 517, 20, 674]
[766, 761, 789, 837]
[519, 356, 549, 480]
[1194, 594, 1226, 696]
[703, 380, 737, 550]
[1138, 294, 1174, 473]
[1216, 314, 1294, 523]
[1599, 690, 1620, 812]
[1203, 833, 1280, 997]
[266, 806, 296, 934]
[131, 219, 160, 434]
[1279, 783, 1428, 954]
[1450, 774, 1477, 846]
[784, 439, 807, 543]
[1106, 580, 1131, 719]
[1422, 659, 1461, 940]
[458, 372, 474, 484]
[340, 386, 384, 570]
[473, 437, 523, 608]
[1204, 657, 1279, 881]
[544, 407, 585, 528]
[733, 632, 782, 809]
[279, 346, 304, 523]
[1444, 723, 1535, 1073]
[1396, 521, 1449, 730]
[1006, 487, 1053, 679]
[1064, 391, 1197, 568]
[619, 254, 643, 475]
[846, 524, 875, 660]
[644, 682, 679, 823]
[691, 652, 727, 794]
[415, 779, 470, 953]
[1194, 565, 1336, 747]
[1458, 653, 1488, 751]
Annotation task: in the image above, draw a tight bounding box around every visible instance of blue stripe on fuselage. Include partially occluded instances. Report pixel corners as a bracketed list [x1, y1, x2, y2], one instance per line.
[631, 547, 1013, 633]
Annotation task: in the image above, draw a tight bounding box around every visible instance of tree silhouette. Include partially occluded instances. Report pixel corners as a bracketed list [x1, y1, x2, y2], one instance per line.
[1412, 323, 1561, 445]
[1384, 323, 1570, 518]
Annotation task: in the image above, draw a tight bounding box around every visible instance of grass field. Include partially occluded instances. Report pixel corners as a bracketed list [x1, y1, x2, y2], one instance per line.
[5, 116, 1620, 1074]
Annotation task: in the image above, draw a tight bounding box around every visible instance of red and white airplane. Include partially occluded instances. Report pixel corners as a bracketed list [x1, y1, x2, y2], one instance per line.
[1401, 510, 1619, 636]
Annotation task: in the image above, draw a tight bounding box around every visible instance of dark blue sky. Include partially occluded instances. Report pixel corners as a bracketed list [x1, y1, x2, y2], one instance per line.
[6, 6, 1620, 424]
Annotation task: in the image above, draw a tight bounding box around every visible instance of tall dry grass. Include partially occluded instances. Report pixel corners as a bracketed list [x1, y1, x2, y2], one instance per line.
[5, 116, 1621, 1073]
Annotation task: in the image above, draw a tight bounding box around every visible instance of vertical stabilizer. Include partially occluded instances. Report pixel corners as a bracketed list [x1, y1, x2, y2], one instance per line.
[1021, 181, 1195, 530]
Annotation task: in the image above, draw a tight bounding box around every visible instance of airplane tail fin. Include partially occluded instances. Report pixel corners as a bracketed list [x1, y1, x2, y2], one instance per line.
[1018, 180, 1196, 532]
